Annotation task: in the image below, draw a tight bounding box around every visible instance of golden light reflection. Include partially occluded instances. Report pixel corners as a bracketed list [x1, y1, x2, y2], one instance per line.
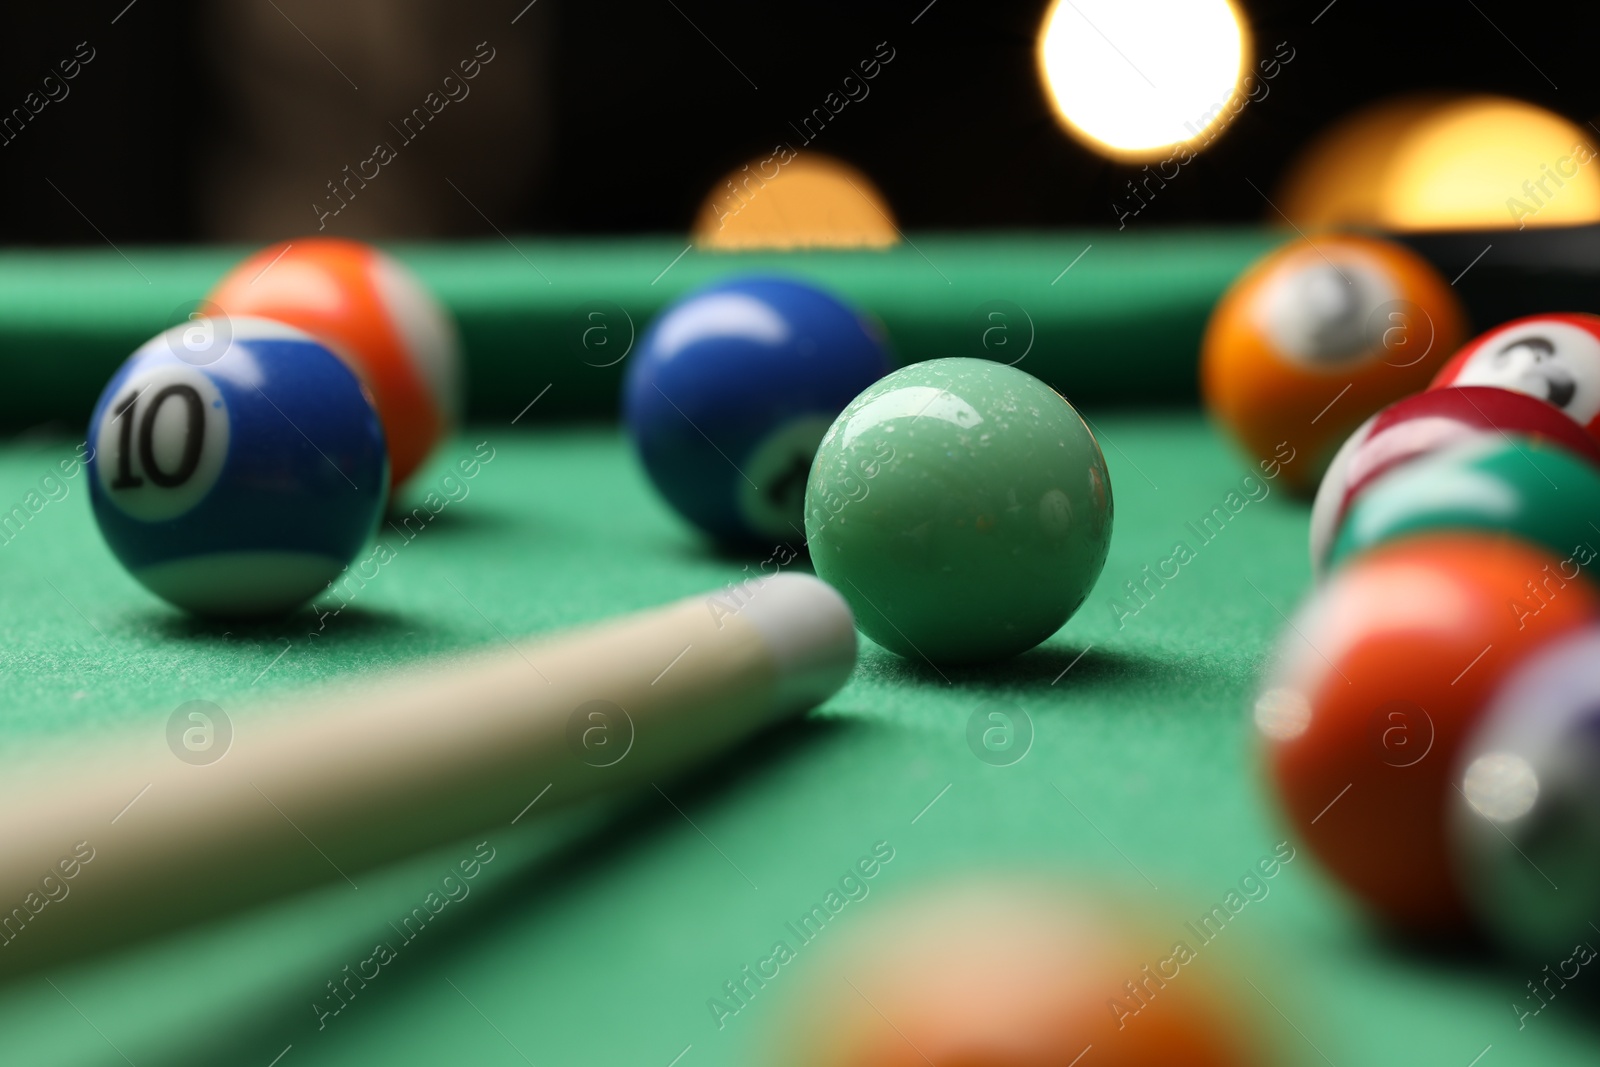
[1279, 95, 1600, 231]
[692, 153, 898, 251]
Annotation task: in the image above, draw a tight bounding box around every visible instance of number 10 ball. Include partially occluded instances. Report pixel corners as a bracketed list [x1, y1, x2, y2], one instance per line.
[87, 317, 389, 617]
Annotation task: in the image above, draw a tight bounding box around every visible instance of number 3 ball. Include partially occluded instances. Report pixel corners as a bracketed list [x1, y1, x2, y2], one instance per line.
[1428, 312, 1600, 443]
[87, 317, 389, 617]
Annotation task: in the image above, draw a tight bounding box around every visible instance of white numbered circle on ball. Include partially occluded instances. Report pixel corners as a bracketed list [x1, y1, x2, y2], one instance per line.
[373, 252, 462, 419]
[1452, 320, 1600, 427]
[96, 365, 230, 521]
[739, 415, 834, 539]
[1256, 251, 1400, 368]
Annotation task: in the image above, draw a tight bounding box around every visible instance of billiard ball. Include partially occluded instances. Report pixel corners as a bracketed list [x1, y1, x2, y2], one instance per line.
[768, 880, 1273, 1067]
[1201, 233, 1466, 494]
[1451, 626, 1600, 959]
[87, 317, 388, 617]
[1324, 436, 1600, 576]
[623, 276, 892, 546]
[805, 357, 1112, 665]
[208, 237, 461, 490]
[1430, 313, 1600, 441]
[1310, 385, 1600, 573]
[1255, 534, 1600, 931]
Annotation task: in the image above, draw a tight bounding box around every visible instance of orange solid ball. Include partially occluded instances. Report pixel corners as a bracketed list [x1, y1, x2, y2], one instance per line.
[1255, 535, 1599, 932]
[209, 238, 462, 489]
[769, 882, 1269, 1067]
[1201, 233, 1466, 494]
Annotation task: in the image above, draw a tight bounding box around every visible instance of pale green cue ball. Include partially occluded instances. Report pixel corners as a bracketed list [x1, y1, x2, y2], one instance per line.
[804, 357, 1114, 665]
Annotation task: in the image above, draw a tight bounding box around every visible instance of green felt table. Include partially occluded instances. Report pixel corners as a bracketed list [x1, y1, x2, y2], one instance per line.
[0, 229, 1284, 431]
[0, 234, 1593, 1067]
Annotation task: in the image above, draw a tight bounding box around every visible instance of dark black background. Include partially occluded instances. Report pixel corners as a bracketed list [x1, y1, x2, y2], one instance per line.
[2, 0, 1596, 243]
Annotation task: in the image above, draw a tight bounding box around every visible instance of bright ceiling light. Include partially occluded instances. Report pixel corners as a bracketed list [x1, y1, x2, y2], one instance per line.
[1037, 0, 1249, 159]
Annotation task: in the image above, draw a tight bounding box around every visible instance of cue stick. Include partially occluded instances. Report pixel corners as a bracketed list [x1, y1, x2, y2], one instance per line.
[0, 573, 856, 980]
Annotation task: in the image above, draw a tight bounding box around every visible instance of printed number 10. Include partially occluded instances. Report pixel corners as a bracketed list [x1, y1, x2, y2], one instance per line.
[110, 385, 206, 490]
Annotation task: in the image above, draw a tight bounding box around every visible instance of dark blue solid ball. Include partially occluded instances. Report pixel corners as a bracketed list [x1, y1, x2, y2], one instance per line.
[87, 317, 389, 616]
[623, 276, 892, 546]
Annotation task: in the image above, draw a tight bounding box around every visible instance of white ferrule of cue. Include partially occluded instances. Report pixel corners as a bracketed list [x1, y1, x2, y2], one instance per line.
[0, 573, 855, 979]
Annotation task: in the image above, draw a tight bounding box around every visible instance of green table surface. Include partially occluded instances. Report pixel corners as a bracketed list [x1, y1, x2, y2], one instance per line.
[0, 416, 1594, 1067]
[0, 230, 1287, 431]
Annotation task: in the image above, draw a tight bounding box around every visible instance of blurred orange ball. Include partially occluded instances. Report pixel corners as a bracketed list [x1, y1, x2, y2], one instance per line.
[209, 237, 462, 490]
[1200, 233, 1466, 494]
[768, 881, 1269, 1067]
